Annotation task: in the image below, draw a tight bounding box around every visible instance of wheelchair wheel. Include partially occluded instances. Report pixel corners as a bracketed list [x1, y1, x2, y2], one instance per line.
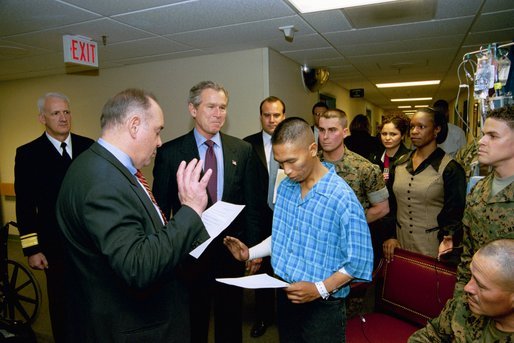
[0, 260, 41, 325]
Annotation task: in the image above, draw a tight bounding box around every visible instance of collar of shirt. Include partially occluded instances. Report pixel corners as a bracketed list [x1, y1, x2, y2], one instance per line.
[262, 130, 272, 166]
[194, 129, 222, 154]
[281, 162, 334, 200]
[46, 132, 72, 157]
[98, 138, 136, 175]
[406, 147, 446, 174]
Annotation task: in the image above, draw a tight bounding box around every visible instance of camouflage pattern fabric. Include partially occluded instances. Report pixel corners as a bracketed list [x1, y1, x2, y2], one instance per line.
[409, 296, 514, 342]
[320, 147, 387, 209]
[455, 172, 514, 297]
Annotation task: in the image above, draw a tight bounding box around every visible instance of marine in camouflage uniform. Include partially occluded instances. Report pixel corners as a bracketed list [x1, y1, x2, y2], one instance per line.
[319, 147, 388, 211]
[409, 296, 513, 342]
[410, 106, 514, 342]
[454, 172, 514, 297]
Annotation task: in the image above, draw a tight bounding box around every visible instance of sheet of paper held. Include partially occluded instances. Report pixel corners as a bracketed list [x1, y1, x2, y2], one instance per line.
[189, 201, 245, 259]
[216, 274, 290, 289]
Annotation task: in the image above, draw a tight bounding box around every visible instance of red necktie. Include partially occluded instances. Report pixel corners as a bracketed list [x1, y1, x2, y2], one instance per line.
[135, 169, 168, 224]
[204, 140, 218, 203]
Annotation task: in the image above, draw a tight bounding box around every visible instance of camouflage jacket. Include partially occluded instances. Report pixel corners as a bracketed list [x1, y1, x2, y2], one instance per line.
[320, 147, 388, 210]
[409, 296, 514, 342]
[455, 172, 514, 297]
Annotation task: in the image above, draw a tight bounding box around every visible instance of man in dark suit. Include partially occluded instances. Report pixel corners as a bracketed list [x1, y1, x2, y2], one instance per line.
[153, 81, 260, 343]
[243, 96, 286, 337]
[14, 92, 94, 342]
[55, 88, 211, 342]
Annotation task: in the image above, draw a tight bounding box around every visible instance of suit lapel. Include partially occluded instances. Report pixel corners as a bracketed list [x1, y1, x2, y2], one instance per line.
[220, 134, 238, 199]
[91, 143, 164, 231]
[179, 130, 201, 160]
[254, 135, 267, 171]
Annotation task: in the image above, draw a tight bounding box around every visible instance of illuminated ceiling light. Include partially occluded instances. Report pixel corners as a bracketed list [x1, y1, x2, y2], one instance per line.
[397, 105, 411, 109]
[391, 97, 432, 102]
[414, 104, 429, 108]
[402, 110, 416, 113]
[287, 0, 399, 13]
[376, 80, 440, 88]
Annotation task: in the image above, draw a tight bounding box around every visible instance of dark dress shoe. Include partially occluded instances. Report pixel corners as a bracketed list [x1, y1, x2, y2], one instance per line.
[250, 320, 268, 338]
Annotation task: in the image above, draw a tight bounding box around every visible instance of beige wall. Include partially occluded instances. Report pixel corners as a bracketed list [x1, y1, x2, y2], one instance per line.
[0, 48, 269, 225]
[0, 47, 385, 226]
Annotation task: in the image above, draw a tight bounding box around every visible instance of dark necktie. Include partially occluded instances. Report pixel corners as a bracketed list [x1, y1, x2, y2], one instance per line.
[135, 169, 168, 224]
[267, 148, 279, 210]
[61, 142, 71, 162]
[204, 140, 218, 203]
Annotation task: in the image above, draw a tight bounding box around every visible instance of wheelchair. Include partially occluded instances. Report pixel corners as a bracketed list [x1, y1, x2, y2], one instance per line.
[0, 221, 41, 326]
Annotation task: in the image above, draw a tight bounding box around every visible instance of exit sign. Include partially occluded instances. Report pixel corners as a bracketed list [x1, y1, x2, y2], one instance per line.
[63, 35, 98, 67]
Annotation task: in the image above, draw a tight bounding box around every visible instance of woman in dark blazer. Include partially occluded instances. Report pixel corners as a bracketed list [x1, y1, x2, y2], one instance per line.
[368, 113, 411, 267]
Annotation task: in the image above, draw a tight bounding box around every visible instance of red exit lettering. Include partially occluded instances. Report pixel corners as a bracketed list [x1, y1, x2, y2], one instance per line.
[70, 39, 96, 64]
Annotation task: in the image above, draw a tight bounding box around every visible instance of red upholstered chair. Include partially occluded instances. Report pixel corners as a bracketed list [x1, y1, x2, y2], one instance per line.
[346, 248, 457, 343]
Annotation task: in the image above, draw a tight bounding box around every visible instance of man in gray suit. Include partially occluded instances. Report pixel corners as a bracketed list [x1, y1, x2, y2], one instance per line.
[56, 88, 211, 342]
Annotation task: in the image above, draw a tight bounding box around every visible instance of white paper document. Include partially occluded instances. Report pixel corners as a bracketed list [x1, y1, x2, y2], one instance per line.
[189, 201, 245, 259]
[216, 274, 290, 289]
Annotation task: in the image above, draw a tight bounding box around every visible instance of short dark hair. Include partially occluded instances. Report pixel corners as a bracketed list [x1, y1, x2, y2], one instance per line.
[100, 88, 157, 130]
[486, 105, 514, 130]
[349, 114, 370, 134]
[311, 101, 328, 115]
[380, 113, 411, 136]
[260, 96, 285, 114]
[272, 117, 312, 146]
[433, 99, 449, 113]
[415, 107, 448, 144]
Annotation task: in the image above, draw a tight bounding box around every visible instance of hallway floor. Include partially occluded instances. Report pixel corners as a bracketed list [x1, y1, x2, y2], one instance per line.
[6, 236, 279, 343]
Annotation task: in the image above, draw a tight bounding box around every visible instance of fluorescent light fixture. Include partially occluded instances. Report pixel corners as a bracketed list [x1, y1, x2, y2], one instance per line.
[414, 104, 429, 108]
[397, 105, 412, 109]
[402, 110, 416, 113]
[391, 97, 432, 102]
[288, 0, 399, 13]
[376, 80, 440, 88]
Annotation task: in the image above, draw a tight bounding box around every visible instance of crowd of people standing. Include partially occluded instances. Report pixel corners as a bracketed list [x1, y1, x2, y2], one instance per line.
[13, 84, 513, 342]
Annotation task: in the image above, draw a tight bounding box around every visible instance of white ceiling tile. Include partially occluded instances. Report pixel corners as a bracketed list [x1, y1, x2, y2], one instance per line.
[98, 37, 192, 61]
[61, 0, 187, 16]
[471, 9, 514, 32]
[482, 0, 514, 13]
[0, 0, 512, 110]
[0, 0, 100, 37]
[112, 0, 295, 35]
[3, 18, 155, 51]
[165, 15, 313, 48]
[300, 11, 353, 33]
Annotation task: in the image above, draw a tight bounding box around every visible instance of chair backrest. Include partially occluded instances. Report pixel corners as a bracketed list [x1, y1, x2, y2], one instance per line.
[378, 248, 457, 326]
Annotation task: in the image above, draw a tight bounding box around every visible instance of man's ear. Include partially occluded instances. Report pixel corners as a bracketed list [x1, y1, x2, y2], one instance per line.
[128, 115, 141, 138]
[309, 142, 318, 157]
[38, 113, 46, 125]
[342, 127, 350, 139]
[188, 103, 197, 118]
